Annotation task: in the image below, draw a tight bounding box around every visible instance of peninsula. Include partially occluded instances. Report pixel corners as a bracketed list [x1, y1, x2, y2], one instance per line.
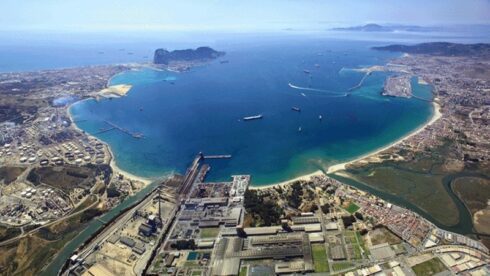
[373, 42, 490, 57]
[153, 47, 225, 72]
[331, 23, 440, 33]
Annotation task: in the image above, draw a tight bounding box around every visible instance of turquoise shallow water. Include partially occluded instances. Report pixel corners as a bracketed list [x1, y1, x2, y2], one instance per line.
[70, 38, 433, 185]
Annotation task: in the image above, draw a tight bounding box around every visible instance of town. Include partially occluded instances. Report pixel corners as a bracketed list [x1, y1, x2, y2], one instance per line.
[63, 155, 489, 276]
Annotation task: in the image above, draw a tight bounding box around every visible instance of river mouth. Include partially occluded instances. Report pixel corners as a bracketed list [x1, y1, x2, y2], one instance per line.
[69, 38, 434, 186]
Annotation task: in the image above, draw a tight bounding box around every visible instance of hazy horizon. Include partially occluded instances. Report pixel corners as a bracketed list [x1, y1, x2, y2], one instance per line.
[2, 0, 490, 32]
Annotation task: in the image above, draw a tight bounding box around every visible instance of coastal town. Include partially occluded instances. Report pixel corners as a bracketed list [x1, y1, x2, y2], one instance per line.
[64, 155, 489, 276]
[0, 42, 489, 276]
[330, 44, 490, 249]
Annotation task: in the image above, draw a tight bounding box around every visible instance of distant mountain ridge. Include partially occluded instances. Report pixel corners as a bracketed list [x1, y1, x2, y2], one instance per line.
[153, 47, 225, 65]
[372, 42, 490, 57]
[331, 23, 439, 32]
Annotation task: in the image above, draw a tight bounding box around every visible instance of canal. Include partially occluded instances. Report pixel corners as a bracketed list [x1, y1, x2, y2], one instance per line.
[41, 180, 162, 276]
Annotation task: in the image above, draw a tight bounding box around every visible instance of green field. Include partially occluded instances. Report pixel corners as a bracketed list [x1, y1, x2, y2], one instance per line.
[345, 202, 360, 214]
[332, 262, 354, 272]
[239, 266, 248, 276]
[343, 165, 459, 226]
[412, 258, 447, 276]
[311, 244, 329, 272]
[199, 227, 220, 238]
[356, 231, 368, 254]
[345, 231, 363, 259]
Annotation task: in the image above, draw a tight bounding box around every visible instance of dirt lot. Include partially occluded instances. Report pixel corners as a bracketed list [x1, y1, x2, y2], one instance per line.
[27, 165, 100, 192]
[368, 226, 402, 246]
[0, 166, 26, 185]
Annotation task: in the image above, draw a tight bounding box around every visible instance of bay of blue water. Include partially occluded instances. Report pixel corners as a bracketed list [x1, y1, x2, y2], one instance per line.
[69, 38, 433, 185]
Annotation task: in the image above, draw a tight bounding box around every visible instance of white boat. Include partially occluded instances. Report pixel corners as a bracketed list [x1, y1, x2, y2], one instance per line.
[243, 114, 263, 121]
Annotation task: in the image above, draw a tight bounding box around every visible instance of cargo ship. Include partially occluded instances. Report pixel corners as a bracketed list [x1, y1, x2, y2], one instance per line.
[243, 114, 263, 121]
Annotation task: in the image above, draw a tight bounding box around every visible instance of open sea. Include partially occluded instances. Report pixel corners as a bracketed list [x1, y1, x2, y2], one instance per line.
[68, 37, 434, 185]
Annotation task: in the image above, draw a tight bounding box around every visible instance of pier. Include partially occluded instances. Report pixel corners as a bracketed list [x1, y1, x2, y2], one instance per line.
[348, 71, 371, 91]
[94, 127, 115, 135]
[104, 120, 144, 139]
[178, 154, 203, 196]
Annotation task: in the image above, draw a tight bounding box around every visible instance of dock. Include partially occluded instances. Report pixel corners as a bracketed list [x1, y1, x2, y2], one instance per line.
[104, 120, 144, 139]
[178, 154, 203, 196]
[94, 127, 115, 135]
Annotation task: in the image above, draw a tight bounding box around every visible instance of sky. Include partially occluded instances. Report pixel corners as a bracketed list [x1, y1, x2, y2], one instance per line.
[1, 0, 490, 32]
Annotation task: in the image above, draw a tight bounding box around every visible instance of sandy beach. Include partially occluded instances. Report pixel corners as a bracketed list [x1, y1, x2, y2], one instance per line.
[327, 101, 442, 174]
[106, 146, 152, 185]
[98, 84, 132, 98]
[250, 170, 325, 190]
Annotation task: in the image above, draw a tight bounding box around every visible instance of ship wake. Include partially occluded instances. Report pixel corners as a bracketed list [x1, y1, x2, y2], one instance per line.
[288, 83, 348, 97]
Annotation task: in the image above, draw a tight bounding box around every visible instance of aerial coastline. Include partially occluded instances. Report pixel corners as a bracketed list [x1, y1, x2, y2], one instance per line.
[327, 101, 442, 174]
[251, 88, 442, 189]
[66, 86, 154, 184]
[1, 41, 489, 276]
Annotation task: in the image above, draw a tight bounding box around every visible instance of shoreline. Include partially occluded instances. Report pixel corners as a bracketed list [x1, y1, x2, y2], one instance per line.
[254, 100, 441, 189]
[250, 170, 325, 190]
[67, 62, 442, 191]
[327, 100, 442, 174]
[67, 101, 152, 186]
[68, 99, 442, 190]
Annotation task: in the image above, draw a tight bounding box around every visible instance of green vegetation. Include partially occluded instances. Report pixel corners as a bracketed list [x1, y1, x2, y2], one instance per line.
[151, 255, 165, 271]
[453, 177, 490, 213]
[344, 136, 490, 228]
[27, 166, 93, 192]
[412, 258, 447, 276]
[244, 189, 282, 226]
[71, 194, 98, 213]
[311, 244, 329, 272]
[79, 208, 103, 223]
[356, 231, 369, 254]
[239, 266, 248, 276]
[287, 182, 304, 209]
[344, 165, 458, 226]
[27, 164, 112, 193]
[0, 226, 21, 242]
[332, 262, 354, 271]
[345, 231, 363, 259]
[344, 202, 360, 214]
[106, 184, 121, 198]
[184, 261, 200, 267]
[199, 227, 220, 239]
[0, 203, 100, 276]
[171, 239, 196, 250]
